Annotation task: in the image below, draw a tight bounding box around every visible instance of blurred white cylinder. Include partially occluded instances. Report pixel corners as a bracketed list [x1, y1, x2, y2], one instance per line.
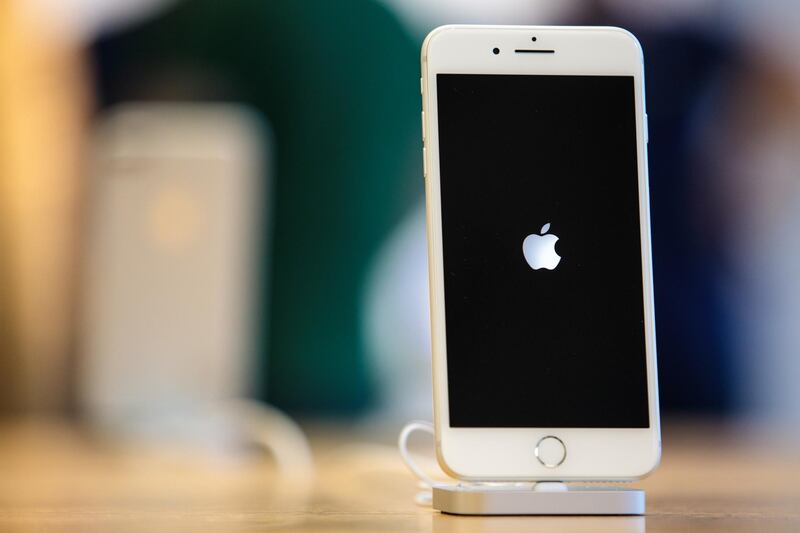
[81, 103, 266, 443]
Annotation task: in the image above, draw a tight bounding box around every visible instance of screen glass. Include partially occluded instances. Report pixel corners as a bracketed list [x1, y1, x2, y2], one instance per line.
[437, 74, 649, 428]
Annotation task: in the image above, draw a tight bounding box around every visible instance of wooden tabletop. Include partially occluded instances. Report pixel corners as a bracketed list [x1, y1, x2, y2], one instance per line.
[0, 418, 797, 532]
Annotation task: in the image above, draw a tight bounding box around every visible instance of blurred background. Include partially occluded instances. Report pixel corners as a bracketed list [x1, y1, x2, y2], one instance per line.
[1, 0, 799, 442]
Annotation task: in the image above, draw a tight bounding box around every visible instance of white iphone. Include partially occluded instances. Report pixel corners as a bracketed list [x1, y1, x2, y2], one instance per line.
[421, 26, 660, 481]
[82, 104, 264, 433]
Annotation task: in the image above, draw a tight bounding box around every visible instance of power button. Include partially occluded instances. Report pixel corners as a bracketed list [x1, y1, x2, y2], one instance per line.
[422, 147, 427, 179]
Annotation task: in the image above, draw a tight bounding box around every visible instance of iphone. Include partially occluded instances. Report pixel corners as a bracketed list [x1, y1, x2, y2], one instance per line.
[421, 26, 660, 480]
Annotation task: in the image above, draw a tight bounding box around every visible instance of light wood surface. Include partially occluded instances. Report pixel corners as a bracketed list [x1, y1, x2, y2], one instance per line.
[0, 419, 797, 532]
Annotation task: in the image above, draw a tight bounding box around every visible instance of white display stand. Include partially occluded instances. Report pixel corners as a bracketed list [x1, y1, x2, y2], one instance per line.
[433, 482, 644, 515]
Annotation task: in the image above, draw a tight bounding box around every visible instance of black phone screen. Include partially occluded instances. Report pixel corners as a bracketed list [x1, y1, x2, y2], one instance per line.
[436, 74, 650, 428]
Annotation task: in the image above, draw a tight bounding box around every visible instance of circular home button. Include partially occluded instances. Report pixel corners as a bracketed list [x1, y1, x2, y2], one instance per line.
[535, 436, 566, 468]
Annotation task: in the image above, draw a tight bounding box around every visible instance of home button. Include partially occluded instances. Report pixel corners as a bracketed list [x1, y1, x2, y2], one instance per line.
[535, 436, 566, 468]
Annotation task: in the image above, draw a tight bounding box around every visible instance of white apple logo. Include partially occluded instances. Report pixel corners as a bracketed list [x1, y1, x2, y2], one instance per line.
[522, 222, 561, 270]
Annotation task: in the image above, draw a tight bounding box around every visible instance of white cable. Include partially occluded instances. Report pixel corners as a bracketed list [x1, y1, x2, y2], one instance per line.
[398, 421, 438, 486]
[398, 420, 541, 506]
[399, 420, 456, 506]
[223, 399, 315, 497]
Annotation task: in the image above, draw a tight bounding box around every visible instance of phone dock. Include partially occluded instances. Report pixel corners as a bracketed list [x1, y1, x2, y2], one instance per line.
[433, 482, 645, 515]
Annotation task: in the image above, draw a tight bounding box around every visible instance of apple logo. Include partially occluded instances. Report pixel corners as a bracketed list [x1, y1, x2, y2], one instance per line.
[522, 222, 561, 270]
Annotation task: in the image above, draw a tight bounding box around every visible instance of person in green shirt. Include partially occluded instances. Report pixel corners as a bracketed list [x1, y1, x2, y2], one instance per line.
[93, 0, 422, 415]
